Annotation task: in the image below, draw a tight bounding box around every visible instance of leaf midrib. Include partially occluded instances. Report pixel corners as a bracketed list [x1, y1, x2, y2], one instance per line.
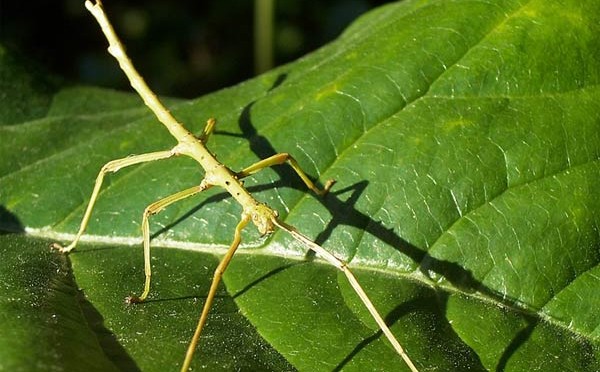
[13, 1, 595, 345]
[20, 0, 551, 260]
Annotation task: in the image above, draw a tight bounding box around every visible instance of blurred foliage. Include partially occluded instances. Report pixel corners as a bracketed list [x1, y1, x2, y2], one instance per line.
[1, 0, 392, 98]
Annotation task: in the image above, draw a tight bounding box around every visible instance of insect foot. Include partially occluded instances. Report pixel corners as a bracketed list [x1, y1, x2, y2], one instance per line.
[322, 178, 337, 195]
[125, 295, 143, 305]
[50, 242, 74, 254]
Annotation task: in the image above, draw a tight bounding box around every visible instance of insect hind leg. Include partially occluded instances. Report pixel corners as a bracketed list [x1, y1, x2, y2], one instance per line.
[51, 149, 177, 253]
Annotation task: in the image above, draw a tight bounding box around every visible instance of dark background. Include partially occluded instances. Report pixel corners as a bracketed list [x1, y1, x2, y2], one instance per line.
[1, 0, 393, 98]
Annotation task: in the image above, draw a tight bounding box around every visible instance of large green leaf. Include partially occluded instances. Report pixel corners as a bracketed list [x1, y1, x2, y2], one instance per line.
[1, 0, 599, 371]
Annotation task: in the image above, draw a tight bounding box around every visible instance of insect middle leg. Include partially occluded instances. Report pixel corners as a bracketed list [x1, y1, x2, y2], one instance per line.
[127, 183, 211, 303]
[51, 150, 178, 253]
[236, 152, 335, 196]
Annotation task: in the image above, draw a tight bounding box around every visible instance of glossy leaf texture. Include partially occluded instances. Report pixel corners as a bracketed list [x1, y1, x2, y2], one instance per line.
[1, 0, 599, 371]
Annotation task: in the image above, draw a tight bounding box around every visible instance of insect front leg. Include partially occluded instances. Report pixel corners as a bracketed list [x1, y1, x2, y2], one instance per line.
[181, 214, 251, 372]
[236, 152, 335, 196]
[51, 149, 178, 253]
[273, 218, 419, 372]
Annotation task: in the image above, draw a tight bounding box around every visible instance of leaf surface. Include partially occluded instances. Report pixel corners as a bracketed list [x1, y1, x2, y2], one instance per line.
[1, 0, 599, 371]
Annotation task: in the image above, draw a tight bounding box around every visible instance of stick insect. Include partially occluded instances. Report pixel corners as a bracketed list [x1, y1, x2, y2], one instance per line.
[52, 1, 419, 371]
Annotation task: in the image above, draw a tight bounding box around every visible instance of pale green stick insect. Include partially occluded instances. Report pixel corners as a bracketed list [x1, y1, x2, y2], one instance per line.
[52, 1, 419, 371]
